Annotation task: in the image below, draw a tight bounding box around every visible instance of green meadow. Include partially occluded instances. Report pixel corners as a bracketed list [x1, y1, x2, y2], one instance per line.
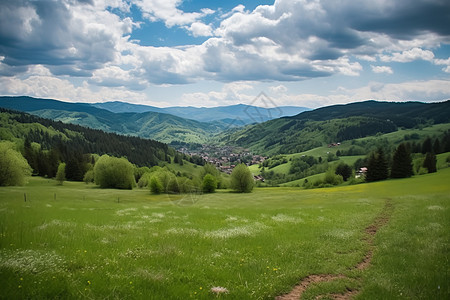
[1, 170, 449, 299]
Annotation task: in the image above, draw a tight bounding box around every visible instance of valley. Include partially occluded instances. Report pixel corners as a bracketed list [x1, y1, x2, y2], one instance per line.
[1, 97, 449, 300]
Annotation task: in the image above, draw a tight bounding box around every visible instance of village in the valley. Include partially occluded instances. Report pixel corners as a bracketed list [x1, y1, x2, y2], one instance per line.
[177, 144, 267, 174]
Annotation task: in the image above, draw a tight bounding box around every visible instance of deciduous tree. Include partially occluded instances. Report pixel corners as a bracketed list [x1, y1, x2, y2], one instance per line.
[230, 164, 254, 193]
[202, 174, 217, 193]
[0, 142, 32, 186]
[55, 162, 66, 185]
[94, 155, 135, 189]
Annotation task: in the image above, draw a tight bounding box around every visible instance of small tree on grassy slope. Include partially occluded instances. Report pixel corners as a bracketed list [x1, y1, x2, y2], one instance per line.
[230, 164, 254, 193]
[0, 142, 32, 186]
[391, 143, 413, 178]
[55, 162, 66, 185]
[366, 148, 389, 182]
[202, 174, 217, 193]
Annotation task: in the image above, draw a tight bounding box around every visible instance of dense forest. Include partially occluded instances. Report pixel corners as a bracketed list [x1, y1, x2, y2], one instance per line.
[0, 108, 200, 180]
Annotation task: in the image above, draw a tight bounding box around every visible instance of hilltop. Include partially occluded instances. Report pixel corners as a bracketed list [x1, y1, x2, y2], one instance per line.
[216, 100, 450, 155]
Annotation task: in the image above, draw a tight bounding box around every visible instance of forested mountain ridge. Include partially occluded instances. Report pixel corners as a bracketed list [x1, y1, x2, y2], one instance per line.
[216, 100, 450, 155]
[290, 100, 450, 126]
[0, 108, 181, 179]
[93, 101, 310, 124]
[0, 96, 225, 144]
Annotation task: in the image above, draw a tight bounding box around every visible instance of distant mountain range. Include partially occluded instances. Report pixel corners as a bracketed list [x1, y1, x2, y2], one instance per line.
[2, 96, 449, 155]
[0, 96, 221, 144]
[91, 101, 309, 124]
[0, 96, 308, 144]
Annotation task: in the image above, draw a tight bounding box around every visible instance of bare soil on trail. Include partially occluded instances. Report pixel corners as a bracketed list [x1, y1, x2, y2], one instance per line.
[276, 199, 393, 300]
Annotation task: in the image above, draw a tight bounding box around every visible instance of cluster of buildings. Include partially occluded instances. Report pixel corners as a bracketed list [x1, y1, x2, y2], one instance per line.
[178, 144, 266, 174]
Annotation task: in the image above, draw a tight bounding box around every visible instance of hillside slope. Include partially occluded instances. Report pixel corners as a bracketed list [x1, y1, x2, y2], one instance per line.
[217, 100, 450, 155]
[0, 108, 172, 167]
[0, 96, 224, 144]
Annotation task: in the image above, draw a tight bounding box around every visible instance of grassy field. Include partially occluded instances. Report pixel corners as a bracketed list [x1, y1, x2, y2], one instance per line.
[1, 170, 449, 299]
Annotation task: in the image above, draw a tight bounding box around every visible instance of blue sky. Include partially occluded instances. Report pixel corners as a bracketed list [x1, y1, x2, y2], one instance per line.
[0, 0, 449, 108]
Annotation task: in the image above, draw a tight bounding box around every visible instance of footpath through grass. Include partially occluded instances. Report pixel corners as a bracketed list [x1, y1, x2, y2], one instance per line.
[0, 170, 449, 299]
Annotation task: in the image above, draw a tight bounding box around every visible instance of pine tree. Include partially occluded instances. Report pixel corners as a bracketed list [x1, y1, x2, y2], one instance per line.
[423, 152, 437, 173]
[391, 143, 413, 178]
[366, 148, 389, 182]
[433, 139, 441, 154]
[335, 162, 352, 181]
[421, 137, 433, 154]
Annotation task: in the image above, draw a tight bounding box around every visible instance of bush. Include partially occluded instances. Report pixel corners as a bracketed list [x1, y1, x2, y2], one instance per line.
[0, 142, 32, 186]
[230, 164, 254, 193]
[55, 162, 66, 185]
[83, 169, 94, 184]
[323, 169, 343, 185]
[202, 174, 217, 193]
[149, 175, 163, 194]
[94, 155, 135, 189]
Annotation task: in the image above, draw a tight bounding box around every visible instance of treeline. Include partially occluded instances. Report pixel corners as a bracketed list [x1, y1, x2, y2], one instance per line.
[306, 134, 450, 189]
[218, 100, 450, 155]
[259, 130, 450, 186]
[0, 109, 203, 180]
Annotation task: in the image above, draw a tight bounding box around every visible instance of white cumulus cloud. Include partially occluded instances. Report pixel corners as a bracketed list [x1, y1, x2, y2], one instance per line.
[371, 65, 393, 74]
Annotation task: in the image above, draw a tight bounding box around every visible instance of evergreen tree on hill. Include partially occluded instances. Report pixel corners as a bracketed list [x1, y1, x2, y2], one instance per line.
[366, 148, 389, 182]
[335, 162, 352, 181]
[421, 137, 433, 154]
[423, 152, 437, 173]
[391, 143, 413, 178]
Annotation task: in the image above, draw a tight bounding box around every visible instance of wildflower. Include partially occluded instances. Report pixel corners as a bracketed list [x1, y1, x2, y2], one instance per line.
[199, 287, 202, 290]
[18, 285, 22, 289]
[211, 286, 229, 295]
[87, 280, 91, 285]
[130, 281, 133, 285]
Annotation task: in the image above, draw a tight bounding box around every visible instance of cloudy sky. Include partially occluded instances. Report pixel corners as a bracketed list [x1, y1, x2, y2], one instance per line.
[0, 0, 449, 108]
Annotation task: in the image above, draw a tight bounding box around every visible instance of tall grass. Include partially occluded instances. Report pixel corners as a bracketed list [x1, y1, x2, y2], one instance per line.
[0, 170, 449, 299]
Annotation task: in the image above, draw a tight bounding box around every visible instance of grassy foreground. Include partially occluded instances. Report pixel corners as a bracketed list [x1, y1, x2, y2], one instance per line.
[0, 170, 449, 299]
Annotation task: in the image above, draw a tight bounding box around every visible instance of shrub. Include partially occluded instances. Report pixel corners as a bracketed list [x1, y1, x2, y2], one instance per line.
[83, 169, 94, 184]
[94, 155, 135, 189]
[202, 174, 217, 193]
[0, 142, 32, 186]
[149, 175, 163, 194]
[323, 169, 343, 185]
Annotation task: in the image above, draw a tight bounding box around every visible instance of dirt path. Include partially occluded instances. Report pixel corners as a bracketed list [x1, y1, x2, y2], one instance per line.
[276, 199, 393, 300]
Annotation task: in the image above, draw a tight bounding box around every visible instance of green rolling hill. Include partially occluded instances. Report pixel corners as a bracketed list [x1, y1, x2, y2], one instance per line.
[0, 96, 225, 144]
[216, 100, 450, 155]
